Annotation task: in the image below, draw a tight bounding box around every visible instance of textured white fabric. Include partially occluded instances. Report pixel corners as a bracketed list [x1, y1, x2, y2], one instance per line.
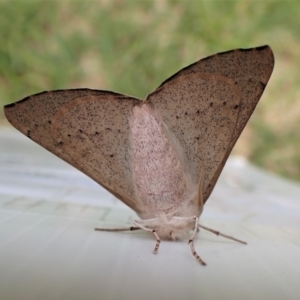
[1, 128, 300, 300]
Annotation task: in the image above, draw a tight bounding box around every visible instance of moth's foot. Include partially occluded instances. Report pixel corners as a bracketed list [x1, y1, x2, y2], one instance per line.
[152, 229, 161, 254]
[188, 239, 206, 266]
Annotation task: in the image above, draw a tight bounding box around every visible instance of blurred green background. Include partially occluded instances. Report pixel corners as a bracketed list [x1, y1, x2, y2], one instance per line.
[0, 0, 299, 182]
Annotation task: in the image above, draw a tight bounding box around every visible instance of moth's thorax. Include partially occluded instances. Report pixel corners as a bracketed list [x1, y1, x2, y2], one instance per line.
[130, 104, 195, 219]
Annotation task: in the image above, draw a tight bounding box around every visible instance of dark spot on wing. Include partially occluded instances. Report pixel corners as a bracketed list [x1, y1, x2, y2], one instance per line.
[260, 81, 266, 90]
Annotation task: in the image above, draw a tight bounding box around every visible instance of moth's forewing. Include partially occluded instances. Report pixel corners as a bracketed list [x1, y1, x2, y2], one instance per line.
[147, 45, 274, 202]
[4, 89, 143, 212]
[147, 73, 242, 204]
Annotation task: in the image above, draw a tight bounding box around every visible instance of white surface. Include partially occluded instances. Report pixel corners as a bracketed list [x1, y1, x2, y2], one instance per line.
[1, 127, 300, 300]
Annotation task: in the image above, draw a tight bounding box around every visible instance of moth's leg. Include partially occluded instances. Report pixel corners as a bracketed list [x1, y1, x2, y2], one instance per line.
[95, 226, 140, 232]
[198, 224, 247, 245]
[133, 220, 161, 254]
[188, 216, 206, 266]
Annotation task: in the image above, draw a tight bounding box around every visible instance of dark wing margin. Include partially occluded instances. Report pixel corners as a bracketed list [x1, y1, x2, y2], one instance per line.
[4, 89, 143, 212]
[146, 45, 274, 202]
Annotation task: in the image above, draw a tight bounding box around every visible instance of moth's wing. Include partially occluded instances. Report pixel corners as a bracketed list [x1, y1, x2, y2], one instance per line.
[146, 45, 274, 202]
[4, 89, 143, 213]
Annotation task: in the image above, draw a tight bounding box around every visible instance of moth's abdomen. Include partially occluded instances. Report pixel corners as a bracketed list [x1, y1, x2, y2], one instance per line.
[130, 104, 187, 218]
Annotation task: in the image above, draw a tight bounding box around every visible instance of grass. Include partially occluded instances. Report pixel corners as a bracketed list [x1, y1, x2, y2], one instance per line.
[0, 0, 299, 182]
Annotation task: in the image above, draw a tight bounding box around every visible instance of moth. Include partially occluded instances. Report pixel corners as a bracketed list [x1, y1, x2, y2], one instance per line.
[4, 45, 274, 265]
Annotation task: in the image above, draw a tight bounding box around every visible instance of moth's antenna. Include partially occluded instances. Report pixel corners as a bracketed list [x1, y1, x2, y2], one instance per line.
[95, 226, 140, 232]
[198, 224, 247, 245]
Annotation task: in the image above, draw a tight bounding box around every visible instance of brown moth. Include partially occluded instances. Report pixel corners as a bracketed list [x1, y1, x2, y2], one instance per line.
[4, 45, 274, 265]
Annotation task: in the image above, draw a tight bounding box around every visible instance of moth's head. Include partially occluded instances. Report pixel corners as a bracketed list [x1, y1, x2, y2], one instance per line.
[136, 186, 204, 240]
[136, 214, 199, 241]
